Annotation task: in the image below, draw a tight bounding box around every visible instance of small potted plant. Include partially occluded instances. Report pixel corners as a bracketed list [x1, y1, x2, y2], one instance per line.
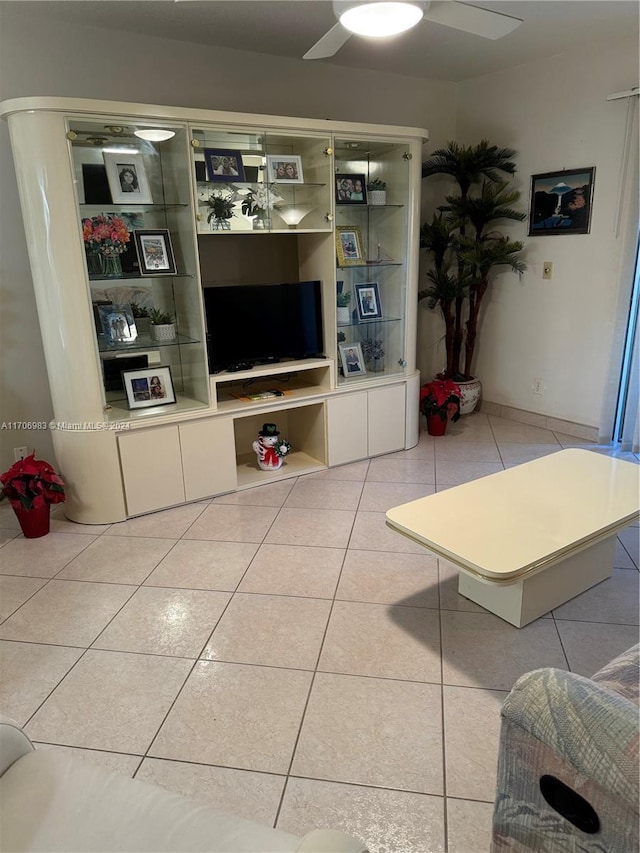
[367, 178, 387, 205]
[361, 337, 385, 372]
[419, 378, 461, 436]
[0, 453, 65, 538]
[337, 290, 352, 326]
[130, 301, 151, 336]
[150, 308, 176, 342]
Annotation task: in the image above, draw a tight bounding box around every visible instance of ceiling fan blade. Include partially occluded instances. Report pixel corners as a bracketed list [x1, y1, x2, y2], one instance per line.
[303, 22, 352, 60]
[425, 1, 522, 39]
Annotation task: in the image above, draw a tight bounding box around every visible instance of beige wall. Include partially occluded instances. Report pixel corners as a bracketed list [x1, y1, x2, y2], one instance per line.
[0, 5, 457, 471]
[451, 36, 639, 430]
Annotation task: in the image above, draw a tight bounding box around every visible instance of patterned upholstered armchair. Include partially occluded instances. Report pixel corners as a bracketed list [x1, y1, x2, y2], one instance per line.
[492, 644, 639, 852]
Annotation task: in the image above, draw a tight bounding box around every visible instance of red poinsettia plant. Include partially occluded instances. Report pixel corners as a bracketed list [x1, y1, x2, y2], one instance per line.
[420, 379, 462, 423]
[0, 453, 65, 511]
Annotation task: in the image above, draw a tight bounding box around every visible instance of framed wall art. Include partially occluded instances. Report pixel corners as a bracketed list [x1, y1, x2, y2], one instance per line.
[133, 229, 177, 275]
[528, 167, 595, 236]
[335, 173, 367, 205]
[103, 152, 153, 205]
[355, 282, 382, 320]
[122, 365, 176, 409]
[204, 148, 246, 181]
[266, 154, 304, 183]
[339, 342, 367, 378]
[335, 225, 364, 266]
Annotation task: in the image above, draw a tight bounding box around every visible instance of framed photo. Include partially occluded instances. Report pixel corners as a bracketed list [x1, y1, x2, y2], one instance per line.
[97, 304, 138, 346]
[204, 148, 246, 182]
[266, 154, 304, 183]
[103, 152, 153, 204]
[339, 343, 367, 378]
[133, 229, 177, 275]
[335, 173, 367, 205]
[336, 226, 364, 266]
[355, 282, 382, 320]
[528, 167, 595, 236]
[122, 365, 176, 409]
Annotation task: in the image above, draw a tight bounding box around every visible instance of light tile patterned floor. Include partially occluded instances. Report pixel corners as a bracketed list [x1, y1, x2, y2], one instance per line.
[0, 413, 638, 853]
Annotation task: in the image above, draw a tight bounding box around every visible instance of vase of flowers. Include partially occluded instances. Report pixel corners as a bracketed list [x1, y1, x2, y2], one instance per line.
[419, 379, 461, 436]
[0, 453, 65, 538]
[241, 184, 283, 230]
[205, 186, 237, 230]
[82, 214, 131, 278]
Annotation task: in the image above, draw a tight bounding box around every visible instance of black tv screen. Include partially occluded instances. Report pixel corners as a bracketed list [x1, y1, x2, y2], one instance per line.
[204, 281, 324, 372]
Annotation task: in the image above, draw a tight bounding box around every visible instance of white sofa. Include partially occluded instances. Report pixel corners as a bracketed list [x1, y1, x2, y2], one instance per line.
[0, 717, 368, 852]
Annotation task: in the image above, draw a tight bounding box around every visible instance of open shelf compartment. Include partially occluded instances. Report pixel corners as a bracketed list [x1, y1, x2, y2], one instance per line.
[233, 401, 327, 487]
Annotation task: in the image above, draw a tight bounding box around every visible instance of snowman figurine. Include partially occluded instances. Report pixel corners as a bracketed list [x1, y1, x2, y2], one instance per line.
[252, 423, 291, 471]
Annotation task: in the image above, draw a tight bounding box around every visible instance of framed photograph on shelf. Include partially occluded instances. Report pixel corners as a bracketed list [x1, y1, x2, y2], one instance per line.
[528, 167, 595, 236]
[133, 229, 177, 275]
[122, 365, 176, 409]
[335, 225, 364, 266]
[103, 152, 153, 205]
[204, 148, 246, 182]
[97, 304, 138, 346]
[335, 173, 367, 205]
[339, 342, 367, 378]
[266, 154, 304, 183]
[355, 282, 382, 320]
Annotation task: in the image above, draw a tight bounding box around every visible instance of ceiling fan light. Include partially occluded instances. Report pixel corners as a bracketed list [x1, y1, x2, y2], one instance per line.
[134, 128, 176, 142]
[339, 2, 424, 38]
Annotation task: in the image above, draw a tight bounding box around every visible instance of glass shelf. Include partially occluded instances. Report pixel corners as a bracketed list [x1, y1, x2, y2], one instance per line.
[337, 317, 402, 331]
[337, 261, 403, 270]
[80, 203, 189, 213]
[98, 333, 200, 354]
[89, 273, 192, 282]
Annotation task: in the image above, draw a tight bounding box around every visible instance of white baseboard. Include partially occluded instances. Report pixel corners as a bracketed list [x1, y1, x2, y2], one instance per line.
[478, 400, 599, 442]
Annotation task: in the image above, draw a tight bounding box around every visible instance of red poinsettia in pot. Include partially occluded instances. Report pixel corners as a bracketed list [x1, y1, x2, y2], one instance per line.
[0, 453, 65, 538]
[419, 379, 462, 436]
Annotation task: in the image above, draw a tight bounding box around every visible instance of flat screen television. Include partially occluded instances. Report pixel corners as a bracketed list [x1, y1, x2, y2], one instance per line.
[204, 280, 324, 373]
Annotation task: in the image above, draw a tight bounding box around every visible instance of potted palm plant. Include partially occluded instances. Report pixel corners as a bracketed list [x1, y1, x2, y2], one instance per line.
[420, 140, 527, 413]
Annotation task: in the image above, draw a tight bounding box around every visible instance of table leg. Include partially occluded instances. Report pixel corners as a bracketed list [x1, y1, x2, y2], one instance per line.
[457, 536, 616, 627]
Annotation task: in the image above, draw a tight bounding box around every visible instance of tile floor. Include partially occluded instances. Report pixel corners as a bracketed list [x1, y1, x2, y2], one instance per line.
[0, 413, 638, 853]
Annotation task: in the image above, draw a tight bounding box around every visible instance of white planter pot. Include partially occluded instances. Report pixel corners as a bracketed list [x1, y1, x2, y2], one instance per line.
[368, 190, 386, 205]
[337, 306, 351, 326]
[151, 323, 176, 342]
[458, 377, 482, 415]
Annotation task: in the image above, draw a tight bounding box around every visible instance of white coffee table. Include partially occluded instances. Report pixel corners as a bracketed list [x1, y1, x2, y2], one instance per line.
[386, 449, 640, 627]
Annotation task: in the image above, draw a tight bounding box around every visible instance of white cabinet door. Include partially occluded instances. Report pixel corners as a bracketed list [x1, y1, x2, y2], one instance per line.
[180, 418, 237, 501]
[327, 393, 368, 466]
[118, 426, 185, 516]
[368, 384, 406, 456]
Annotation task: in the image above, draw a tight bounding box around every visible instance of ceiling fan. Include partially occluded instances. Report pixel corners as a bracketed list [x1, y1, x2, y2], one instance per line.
[303, 0, 523, 60]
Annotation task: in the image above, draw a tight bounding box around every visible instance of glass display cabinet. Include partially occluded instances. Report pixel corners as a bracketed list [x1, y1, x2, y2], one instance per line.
[2, 97, 426, 523]
[190, 126, 333, 233]
[67, 118, 210, 421]
[334, 136, 411, 385]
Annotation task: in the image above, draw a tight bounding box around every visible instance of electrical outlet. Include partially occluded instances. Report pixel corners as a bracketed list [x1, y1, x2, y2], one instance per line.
[532, 378, 544, 395]
[13, 446, 29, 462]
[542, 262, 553, 280]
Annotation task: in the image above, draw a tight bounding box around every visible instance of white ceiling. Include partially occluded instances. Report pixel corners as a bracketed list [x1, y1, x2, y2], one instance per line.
[5, 1, 639, 82]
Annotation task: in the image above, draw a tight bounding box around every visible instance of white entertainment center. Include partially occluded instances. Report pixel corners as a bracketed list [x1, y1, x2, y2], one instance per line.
[1, 97, 427, 523]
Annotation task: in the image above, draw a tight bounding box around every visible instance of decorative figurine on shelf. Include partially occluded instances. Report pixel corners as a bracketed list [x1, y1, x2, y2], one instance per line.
[252, 423, 291, 471]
